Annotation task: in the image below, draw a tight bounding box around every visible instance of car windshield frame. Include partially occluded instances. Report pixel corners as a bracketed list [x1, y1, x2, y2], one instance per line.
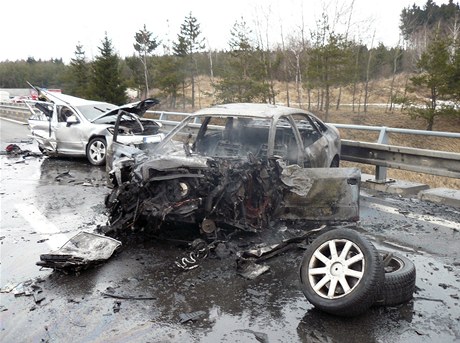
[76, 103, 119, 121]
[153, 113, 300, 160]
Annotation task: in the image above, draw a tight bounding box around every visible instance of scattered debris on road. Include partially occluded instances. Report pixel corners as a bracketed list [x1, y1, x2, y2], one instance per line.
[2, 143, 42, 158]
[179, 310, 206, 323]
[36, 231, 121, 272]
[0, 278, 46, 306]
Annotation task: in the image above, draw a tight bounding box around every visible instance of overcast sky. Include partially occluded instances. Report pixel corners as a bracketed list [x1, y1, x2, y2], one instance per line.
[0, 0, 450, 63]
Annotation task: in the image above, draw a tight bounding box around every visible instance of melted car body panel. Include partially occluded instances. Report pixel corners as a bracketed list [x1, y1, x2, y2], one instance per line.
[278, 164, 360, 221]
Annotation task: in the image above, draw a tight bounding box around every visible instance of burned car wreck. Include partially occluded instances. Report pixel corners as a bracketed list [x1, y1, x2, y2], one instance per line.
[105, 103, 361, 237]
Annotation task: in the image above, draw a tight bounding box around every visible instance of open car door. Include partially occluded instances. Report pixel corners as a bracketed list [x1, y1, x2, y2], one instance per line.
[25, 100, 58, 153]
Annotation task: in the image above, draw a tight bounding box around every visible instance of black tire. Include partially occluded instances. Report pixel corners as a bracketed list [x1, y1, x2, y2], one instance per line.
[86, 137, 107, 166]
[299, 228, 384, 317]
[376, 250, 416, 306]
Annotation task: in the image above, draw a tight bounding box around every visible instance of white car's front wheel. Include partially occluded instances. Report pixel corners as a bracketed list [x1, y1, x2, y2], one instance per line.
[86, 137, 107, 166]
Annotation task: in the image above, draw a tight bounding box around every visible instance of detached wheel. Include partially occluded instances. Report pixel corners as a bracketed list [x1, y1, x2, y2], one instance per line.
[87, 137, 107, 166]
[376, 251, 416, 306]
[299, 228, 384, 317]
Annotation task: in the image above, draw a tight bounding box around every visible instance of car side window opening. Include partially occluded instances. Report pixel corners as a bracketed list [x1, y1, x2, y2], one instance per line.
[195, 116, 275, 159]
[212, 117, 244, 157]
[272, 117, 299, 164]
[292, 113, 323, 149]
[58, 106, 74, 123]
[194, 116, 220, 154]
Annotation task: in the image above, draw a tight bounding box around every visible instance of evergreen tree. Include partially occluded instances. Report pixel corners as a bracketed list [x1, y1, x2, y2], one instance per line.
[90, 33, 126, 105]
[214, 18, 269, 103]
[133, 24, 160, 99]
[65, 44, 90, 97]
[400, 0, 460, 42]
[447, 41, 460, 103]
[409, 33, 454, 130]
[307, 15, 353, 119]
[173, 13, 205, 108]
[155, 55, 184, 108]
[124, 55, 144, 99]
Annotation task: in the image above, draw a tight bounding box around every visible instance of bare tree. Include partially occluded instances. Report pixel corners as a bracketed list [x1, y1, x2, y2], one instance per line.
[286, 34, 305, 109]
[253, 4, 276, 104]
[364, 30, 375, 113]
[336, 0, 355, 110]
[387, 37, 403, 112]
[280, 22, 290, 107]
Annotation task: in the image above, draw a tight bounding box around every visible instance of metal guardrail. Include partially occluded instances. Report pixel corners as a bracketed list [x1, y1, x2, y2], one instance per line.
[341, 139, 460, 179]
[0, 102, 31, 122]
[330, 124, 460, 182]
[1, 104, 459, 182]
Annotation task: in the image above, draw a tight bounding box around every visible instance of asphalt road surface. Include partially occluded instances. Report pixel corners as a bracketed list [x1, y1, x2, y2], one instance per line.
[1, 118, 459, 342]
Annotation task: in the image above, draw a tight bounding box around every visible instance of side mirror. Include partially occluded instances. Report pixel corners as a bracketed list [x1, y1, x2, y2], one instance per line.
[66, 115, 79, 126]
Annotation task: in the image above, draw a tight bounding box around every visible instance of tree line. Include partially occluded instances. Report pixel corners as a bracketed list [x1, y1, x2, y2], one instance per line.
[1, 1, 459, 130]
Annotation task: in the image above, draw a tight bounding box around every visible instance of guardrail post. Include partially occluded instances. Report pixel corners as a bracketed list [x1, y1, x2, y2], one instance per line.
[375, 127, 389, 183]
[377, 127, 389, 144]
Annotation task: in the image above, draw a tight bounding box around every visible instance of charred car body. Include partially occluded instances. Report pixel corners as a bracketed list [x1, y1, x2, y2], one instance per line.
[25, 88, 163, 165]
[106, 103, 360, 236]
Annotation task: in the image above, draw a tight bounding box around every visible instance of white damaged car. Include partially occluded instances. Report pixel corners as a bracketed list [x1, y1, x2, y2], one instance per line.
[25, 88, 164, 165]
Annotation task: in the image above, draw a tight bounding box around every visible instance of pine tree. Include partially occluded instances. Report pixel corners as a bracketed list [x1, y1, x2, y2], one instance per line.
[133, 25, 160, 99]
[90, 33, 126, 105]
[307, 15, 353, 120]
[214, 18, 269, 103]
[173, 13, 205, 108]
[409, 34, 453, 130]
[447, 41, 460, 103]
[66, 44, 90, 98]
[155, 55, 184, 108]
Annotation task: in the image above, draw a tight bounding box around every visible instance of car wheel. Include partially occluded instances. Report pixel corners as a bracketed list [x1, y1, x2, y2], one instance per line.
[299, 228, 384, 317]
[376, 251, 416, 306]
[86, 137, 107, 166]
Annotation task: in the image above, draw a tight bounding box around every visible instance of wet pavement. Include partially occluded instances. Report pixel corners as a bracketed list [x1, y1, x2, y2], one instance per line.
[1, 119, 459, 342]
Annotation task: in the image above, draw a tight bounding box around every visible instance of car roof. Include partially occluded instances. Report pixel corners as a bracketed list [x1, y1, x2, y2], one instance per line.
[191, 103, 311, 119]
[40, 89, 110, 107]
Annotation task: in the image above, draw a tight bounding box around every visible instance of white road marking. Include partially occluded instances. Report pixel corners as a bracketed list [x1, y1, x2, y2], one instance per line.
[15, 203, 70, 250]
[362, 200, 459, 231]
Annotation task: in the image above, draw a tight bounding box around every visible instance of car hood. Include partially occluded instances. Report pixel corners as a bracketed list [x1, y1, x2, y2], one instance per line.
[131, 149, 210, 182]
[91, 98, 160, 123]
[30, 85, 159, 123]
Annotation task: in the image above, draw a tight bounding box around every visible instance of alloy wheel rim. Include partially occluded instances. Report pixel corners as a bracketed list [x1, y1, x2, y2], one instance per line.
[90, 141, 106, 162]
[308, 239, 365, 299]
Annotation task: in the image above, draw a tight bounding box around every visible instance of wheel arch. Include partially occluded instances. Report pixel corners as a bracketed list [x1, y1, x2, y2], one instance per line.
[85, 133, 107, 150]
[330, 154, 340, 167]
